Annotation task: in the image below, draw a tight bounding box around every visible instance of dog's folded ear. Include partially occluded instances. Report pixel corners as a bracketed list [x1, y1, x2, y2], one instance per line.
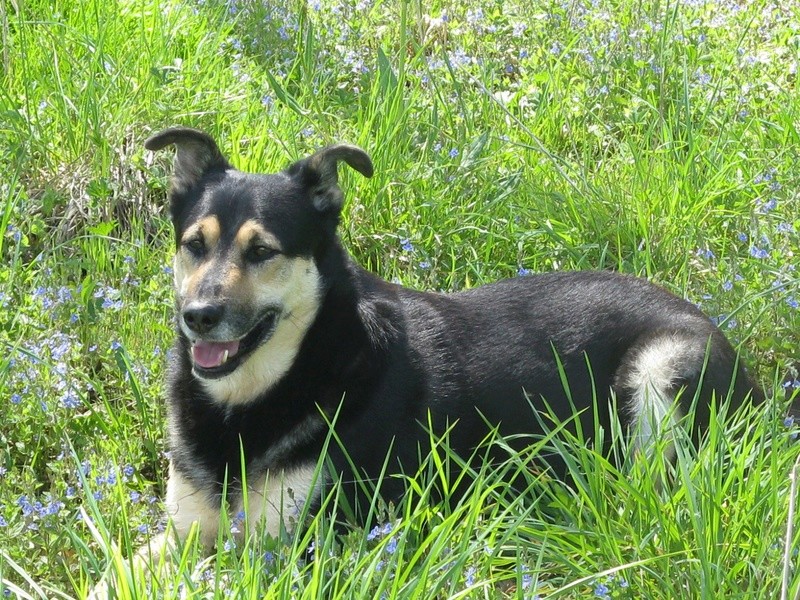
[288, 144, 373, 212]
[145, 127, 231, 193]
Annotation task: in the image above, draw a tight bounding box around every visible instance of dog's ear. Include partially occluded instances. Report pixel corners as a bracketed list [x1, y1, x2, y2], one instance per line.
[288, 144, 373, 212]
[145, 127, 231, 193]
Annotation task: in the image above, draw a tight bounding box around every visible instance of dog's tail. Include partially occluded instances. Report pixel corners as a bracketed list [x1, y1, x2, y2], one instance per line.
[614, 329, 760, 454]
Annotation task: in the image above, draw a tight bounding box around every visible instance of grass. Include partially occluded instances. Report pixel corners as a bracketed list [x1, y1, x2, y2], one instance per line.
[1, 0, 799, 597]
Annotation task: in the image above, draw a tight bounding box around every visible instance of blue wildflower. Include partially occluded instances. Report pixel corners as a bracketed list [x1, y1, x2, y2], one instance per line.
[465, 565, 476, 586]
[758, 197, 778, 213]
[385, 536, 398, 554]
[45, 500, 64, 516]
[18, 496, 33, 517]
[61, 392, 81, 409]
[695, 70, 711, 85]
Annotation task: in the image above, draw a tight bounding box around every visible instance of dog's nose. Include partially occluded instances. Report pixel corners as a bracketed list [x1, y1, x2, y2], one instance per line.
[183, 303, 224, 335]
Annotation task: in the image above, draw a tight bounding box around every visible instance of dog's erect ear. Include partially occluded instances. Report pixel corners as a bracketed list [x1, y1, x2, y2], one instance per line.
[289, 144, 373, 212]
[145, 127, 231, 193]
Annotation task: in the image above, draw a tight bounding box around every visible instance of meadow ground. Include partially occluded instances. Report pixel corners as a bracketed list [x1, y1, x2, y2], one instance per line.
[1, 0, 799, 598]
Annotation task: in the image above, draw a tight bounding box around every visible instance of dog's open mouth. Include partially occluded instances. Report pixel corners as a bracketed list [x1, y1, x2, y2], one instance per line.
[191, 310, 279, 378]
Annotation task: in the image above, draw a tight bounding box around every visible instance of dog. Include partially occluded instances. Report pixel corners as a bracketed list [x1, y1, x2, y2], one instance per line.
[91, 126, 761, 593]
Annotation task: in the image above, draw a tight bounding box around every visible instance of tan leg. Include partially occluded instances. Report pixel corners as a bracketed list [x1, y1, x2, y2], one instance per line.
[87, 465, 219, 598]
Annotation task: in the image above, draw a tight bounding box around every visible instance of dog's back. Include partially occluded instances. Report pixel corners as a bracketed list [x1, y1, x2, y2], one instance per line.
[322, 267, 760, 505]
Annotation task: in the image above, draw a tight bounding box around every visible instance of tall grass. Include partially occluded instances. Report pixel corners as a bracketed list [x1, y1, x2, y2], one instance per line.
[1, 0, 798, 597]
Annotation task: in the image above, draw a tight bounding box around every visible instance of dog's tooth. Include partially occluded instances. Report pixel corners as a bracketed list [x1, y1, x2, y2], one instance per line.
[222, 349, 229, 364]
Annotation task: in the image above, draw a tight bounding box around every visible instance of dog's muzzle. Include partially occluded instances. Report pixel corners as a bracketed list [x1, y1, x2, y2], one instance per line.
[183, 305, 281, 378]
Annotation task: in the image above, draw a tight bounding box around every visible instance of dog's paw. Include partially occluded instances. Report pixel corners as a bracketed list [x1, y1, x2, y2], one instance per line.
[85, 578, 112, 600]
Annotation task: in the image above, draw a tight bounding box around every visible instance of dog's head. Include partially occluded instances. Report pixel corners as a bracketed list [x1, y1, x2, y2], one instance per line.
[145, 127, 372, 396]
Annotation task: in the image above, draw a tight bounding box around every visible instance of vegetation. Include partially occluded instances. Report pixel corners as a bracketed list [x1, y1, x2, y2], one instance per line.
[1, 0, 798, 597]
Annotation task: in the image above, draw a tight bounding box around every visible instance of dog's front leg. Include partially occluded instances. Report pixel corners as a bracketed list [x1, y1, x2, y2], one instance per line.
[87, 465, 219, 598]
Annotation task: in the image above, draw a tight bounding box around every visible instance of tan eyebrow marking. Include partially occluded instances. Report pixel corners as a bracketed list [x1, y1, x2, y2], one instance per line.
[234, 219, 282, 252]
[182, 215, 221, 248]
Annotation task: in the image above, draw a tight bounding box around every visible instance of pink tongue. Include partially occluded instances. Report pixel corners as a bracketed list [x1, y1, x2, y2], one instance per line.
[192, 340, 240, 369]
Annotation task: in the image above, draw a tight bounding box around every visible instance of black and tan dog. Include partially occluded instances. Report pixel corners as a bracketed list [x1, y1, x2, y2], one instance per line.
[102, 127, 762, 585]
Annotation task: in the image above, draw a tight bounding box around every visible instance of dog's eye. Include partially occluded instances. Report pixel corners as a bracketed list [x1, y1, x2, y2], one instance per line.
[245, 245, 279, 264]
[184, 238, 205, 256]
